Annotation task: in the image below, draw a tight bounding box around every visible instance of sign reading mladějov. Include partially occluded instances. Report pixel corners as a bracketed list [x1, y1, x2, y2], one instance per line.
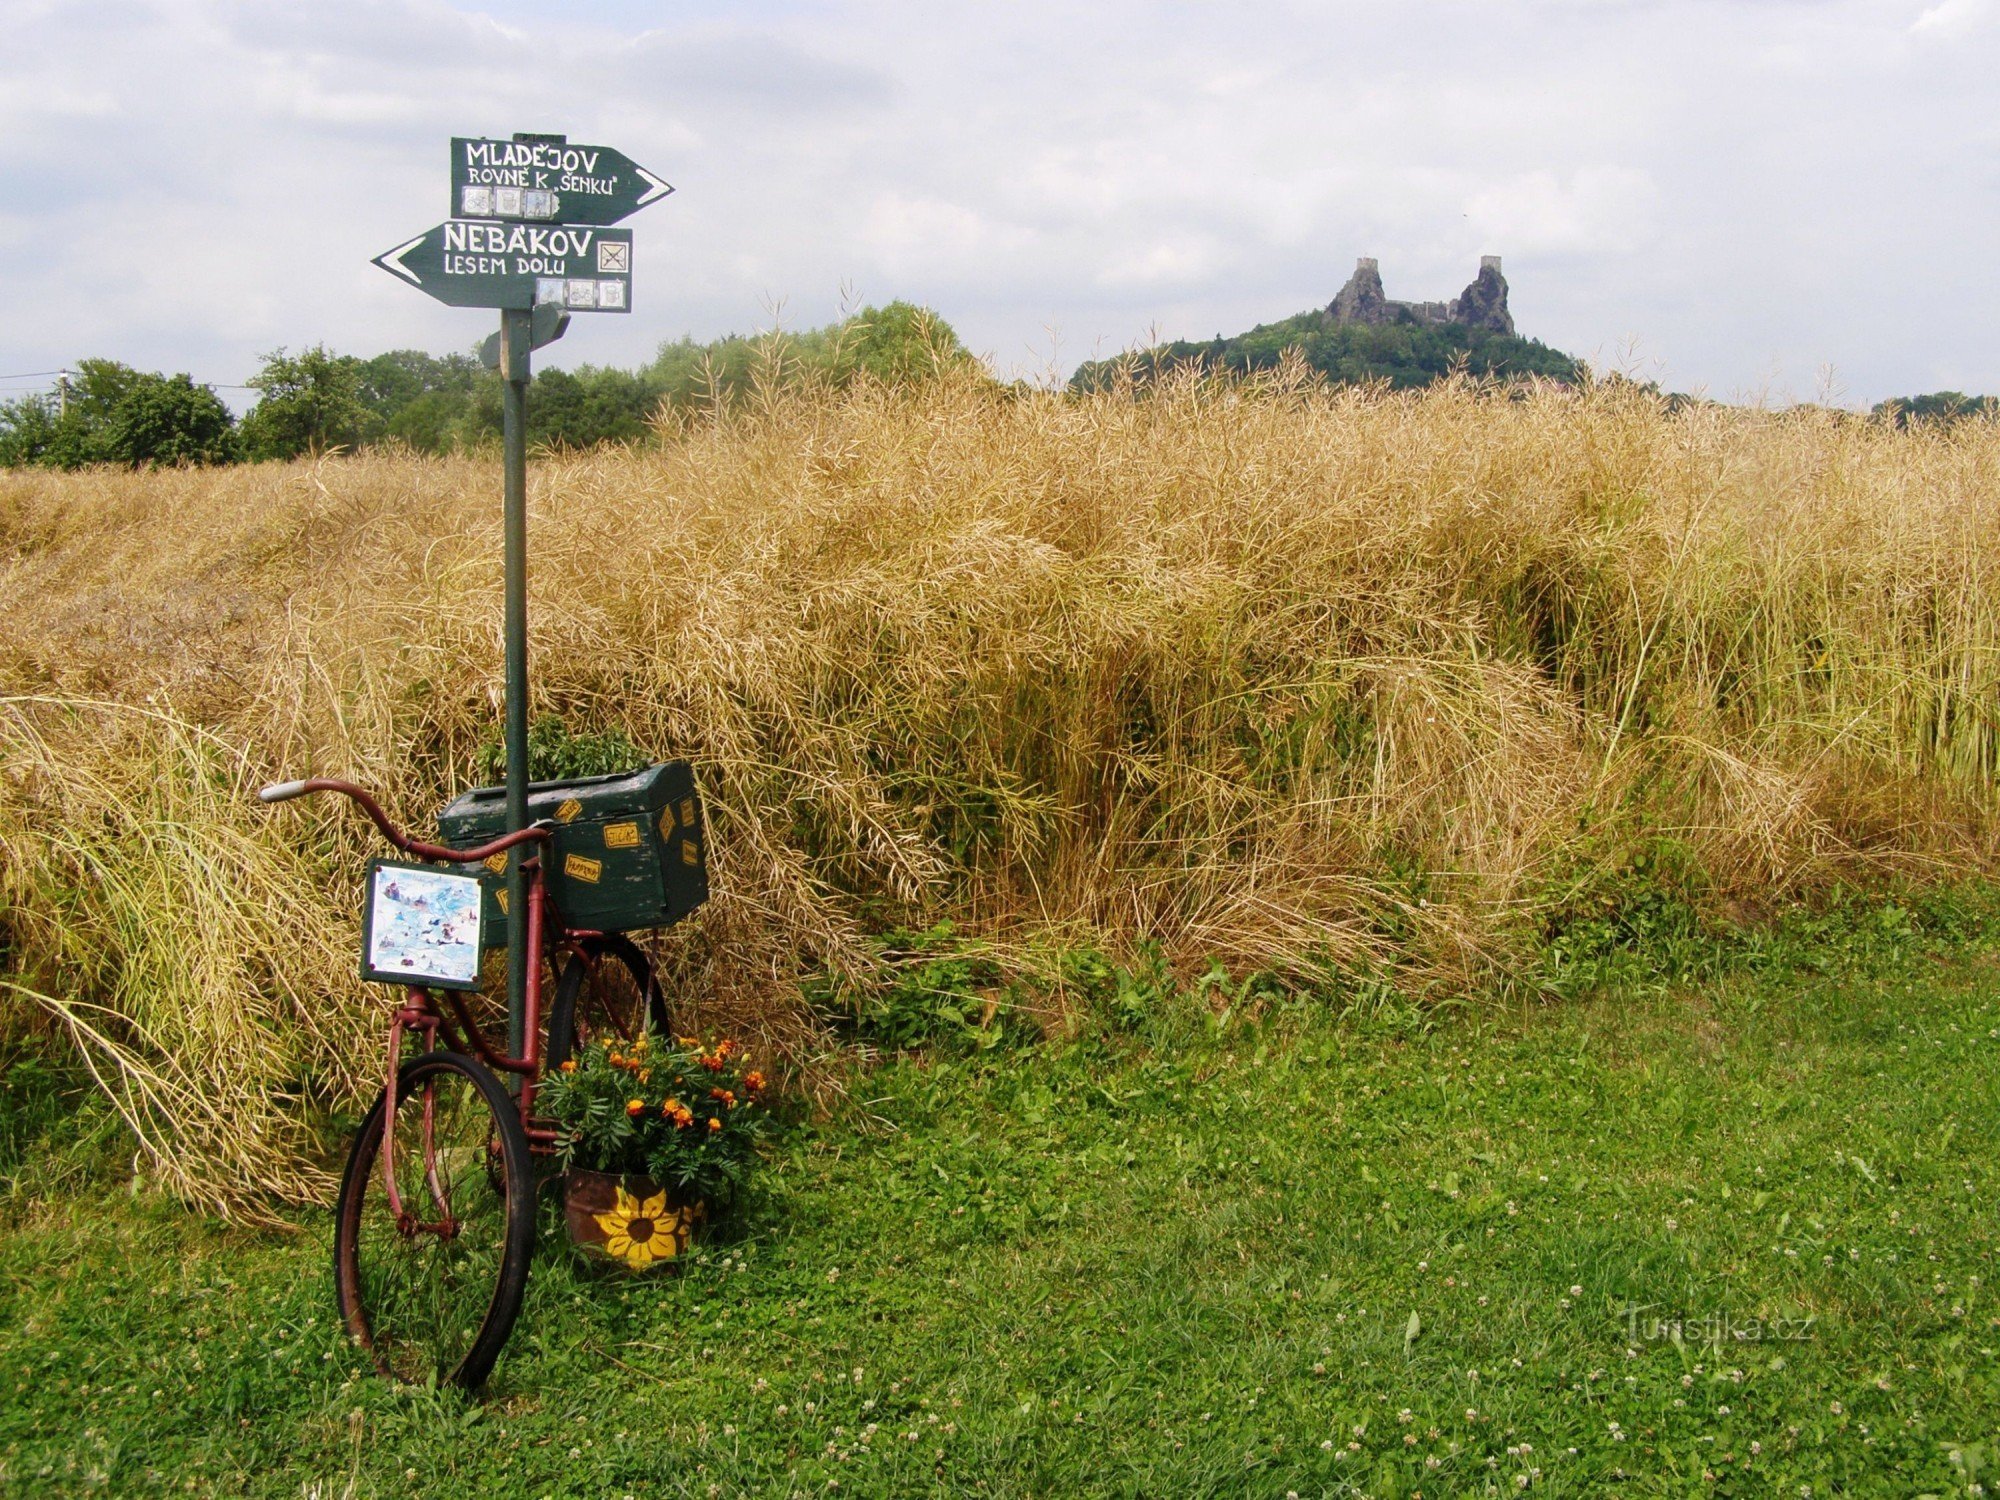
[373, 222, 634, 312]
[450, 137, 672, 228]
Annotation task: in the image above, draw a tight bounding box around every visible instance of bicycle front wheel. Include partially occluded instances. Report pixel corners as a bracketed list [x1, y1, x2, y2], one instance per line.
[333, 1049, 534, 1390]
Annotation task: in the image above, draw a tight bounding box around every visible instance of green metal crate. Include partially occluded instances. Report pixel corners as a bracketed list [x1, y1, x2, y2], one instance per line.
[435, 761, 708, 947]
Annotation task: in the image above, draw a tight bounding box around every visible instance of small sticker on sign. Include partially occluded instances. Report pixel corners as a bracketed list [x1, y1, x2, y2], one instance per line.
[565, 853, 603, 884]
[679, 797, 696, 828]
[556, 798, 583, 823]
[494, 887, 509, 914]
[603, 821, 640, 849]
[484, 852, 508, 875]
[597, 240, 629, 273]
[681, 837, 699, 867]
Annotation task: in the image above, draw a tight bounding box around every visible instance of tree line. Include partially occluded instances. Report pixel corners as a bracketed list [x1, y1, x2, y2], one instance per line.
[4, 296, 1992, 471]
[0, 301, 973, 469]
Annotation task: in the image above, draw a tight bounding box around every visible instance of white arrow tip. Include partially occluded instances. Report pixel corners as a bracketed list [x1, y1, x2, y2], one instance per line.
[637, 167, 674, 207]
[375, 234, 426, 285]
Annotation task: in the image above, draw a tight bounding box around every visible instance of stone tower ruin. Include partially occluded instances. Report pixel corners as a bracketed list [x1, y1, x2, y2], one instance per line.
[1329, 256, 1513, 335]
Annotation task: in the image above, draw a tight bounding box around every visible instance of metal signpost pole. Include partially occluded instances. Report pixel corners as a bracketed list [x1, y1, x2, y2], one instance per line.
[499, 306, 533, 1063]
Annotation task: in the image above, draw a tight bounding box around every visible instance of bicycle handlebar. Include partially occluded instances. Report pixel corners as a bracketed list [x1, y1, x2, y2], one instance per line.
[256, 777, 552, 864]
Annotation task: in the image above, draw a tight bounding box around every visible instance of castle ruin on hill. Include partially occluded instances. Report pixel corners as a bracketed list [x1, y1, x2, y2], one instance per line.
[1330, 256, 1514, 335]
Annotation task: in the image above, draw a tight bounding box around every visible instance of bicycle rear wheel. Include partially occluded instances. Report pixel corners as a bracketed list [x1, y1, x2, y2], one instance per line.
[546, 934, 668, 1067]
[333, 1049, 533, 1390]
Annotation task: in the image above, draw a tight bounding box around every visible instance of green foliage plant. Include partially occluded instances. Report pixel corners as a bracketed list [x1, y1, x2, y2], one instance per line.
[537, 1032, 771, 1207]
[474, 714, 650, 783]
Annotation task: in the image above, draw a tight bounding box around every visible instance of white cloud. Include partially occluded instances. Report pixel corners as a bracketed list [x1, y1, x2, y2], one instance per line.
[1464, 169, 1663, 258]
[1911, 0, 1989, 34]
[0, 0, 1989, 405]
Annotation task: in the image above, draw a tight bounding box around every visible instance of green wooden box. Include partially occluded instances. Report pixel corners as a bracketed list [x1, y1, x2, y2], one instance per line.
[435, 762, 708, 947]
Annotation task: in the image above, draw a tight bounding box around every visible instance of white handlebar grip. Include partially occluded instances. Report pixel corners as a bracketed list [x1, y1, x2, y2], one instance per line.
[258, 780, 311, 803]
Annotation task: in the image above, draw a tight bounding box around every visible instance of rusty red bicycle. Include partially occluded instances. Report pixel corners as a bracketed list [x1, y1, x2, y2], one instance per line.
[260, 767, 702, 1389]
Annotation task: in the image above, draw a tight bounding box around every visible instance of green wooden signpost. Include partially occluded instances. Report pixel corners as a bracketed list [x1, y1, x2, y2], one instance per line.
[372, 131, 671, 1063]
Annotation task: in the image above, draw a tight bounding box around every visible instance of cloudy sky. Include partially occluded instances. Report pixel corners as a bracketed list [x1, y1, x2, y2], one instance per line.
[1, 0, 1993, 407]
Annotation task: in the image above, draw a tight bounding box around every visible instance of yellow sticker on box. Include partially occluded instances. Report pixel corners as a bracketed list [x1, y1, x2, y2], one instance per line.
[679, 797, 696, 828]
[556, 797, 584, 824]
[564, 853, 603, 884]
[484, 852, 508, 875]
[680, 837, 700, 867]
[603, 820, 640, 850]
[494, 887, 509, 914]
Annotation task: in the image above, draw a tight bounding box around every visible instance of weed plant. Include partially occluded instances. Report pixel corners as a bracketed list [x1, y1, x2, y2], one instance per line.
[3, 367, 1999, 1209]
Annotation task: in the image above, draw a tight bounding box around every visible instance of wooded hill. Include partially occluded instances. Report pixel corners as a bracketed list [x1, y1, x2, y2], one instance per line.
[1070, 306, 1584, 392]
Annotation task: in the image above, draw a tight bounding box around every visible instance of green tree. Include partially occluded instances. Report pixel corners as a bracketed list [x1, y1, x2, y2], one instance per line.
[0, 359, 237, 469]
[100, 373, 237, 466]
[1872, 391, 1999, 428]
[528, 366, 665, 448]
[239, 346, 376, 460]
[642, 303, 977, 414]
[0, 393, 71, 468]
[825, 301, 976, 384]
[355, 349, 483, 451]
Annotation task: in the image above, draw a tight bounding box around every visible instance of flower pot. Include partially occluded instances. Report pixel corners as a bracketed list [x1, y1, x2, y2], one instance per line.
[564, 1169, 705, 1270]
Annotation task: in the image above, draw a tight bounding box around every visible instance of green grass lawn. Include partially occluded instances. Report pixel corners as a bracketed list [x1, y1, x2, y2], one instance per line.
[3, 905, 1998, 1497]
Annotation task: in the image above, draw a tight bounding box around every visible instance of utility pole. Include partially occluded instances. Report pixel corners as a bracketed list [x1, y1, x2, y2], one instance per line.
[56, 370, 70, 419]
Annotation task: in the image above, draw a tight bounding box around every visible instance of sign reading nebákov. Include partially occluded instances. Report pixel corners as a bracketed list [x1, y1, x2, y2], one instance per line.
[373, 222, 634, 312]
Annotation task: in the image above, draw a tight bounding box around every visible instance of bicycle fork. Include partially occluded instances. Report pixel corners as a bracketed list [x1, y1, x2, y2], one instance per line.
[380, 1001, 458, 1240]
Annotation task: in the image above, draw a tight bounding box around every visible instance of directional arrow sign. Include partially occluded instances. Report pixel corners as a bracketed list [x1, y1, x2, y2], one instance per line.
[373, 222, 633, 312]
[450, 136, 673, 228]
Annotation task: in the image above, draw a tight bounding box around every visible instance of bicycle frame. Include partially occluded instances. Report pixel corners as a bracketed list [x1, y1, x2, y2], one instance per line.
[259, 778, 570, 1229]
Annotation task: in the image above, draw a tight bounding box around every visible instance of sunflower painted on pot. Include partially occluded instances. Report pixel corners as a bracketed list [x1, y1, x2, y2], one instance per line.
[562, 1167, 707, 1270]
[589, 1182, 694, 1270]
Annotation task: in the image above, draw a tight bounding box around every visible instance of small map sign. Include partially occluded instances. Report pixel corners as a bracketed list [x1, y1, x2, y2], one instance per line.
[360, 860, 484, 990]
[373, 222, 633, 312]
[451, 136, 673, 228]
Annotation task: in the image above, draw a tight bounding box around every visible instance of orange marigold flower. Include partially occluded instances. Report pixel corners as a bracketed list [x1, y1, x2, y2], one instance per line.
[675, 1108, 695, 1128]
[639, 1069, 651, 1083]
[677, 1036, 699, 1048]
[663, 1097, 684, 1116]
[710, 1088, 736, 1107]
[708, 1116, 723, 1132]
[717, 1039, 737, 1058]
[743, 1071, 767, 1093]
[625, 1098, 645, 1117]
[559, 1059, 577, 1073]
[700, 1054, 724, 1072]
